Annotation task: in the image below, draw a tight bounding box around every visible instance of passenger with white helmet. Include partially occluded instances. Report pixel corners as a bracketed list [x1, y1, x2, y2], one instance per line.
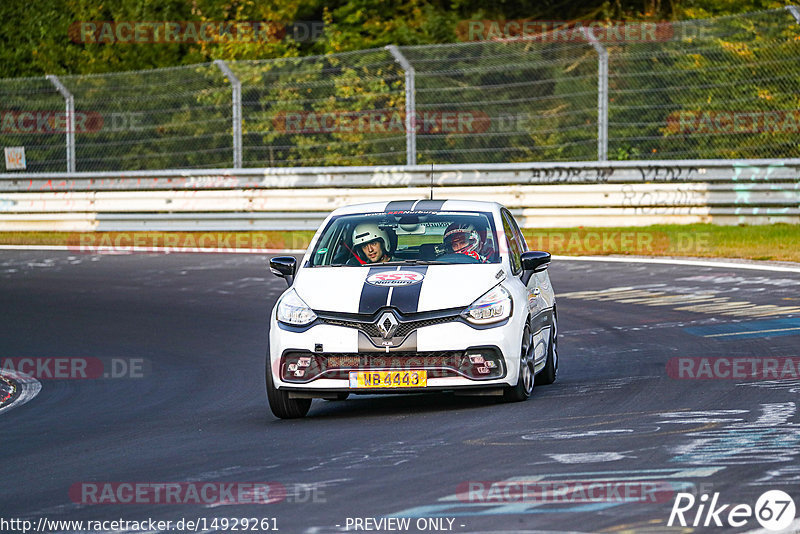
[352, 223, 393, 263]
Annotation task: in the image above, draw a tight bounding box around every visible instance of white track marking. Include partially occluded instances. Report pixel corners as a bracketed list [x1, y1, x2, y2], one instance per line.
[0, 370, 42, 415]
[705, 326, 800, 337]
[553, 255, 800, 273]
[742, 517, 800, 534]
[547, 452, 631, 463]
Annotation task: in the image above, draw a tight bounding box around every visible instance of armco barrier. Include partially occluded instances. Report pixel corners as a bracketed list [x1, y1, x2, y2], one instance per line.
[0, 160, 798, 231]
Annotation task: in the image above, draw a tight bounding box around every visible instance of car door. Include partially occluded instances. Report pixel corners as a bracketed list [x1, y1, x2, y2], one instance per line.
[502, 209, 551, 364]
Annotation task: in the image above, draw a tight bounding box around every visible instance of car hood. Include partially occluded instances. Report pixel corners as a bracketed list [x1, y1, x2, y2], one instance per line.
[293, 263, 505, 314]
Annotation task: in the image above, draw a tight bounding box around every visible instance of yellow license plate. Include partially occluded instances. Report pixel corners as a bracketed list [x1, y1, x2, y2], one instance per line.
[349, 370, 427, 388]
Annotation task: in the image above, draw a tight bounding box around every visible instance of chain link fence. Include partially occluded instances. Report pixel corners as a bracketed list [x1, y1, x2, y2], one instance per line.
[608, 7, 800, 160]
[1, 7, 798, 173]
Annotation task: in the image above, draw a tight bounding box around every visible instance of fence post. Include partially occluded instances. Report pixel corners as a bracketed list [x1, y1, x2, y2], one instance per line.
[386, 45, 416, 166]
[46, 75, 76, 173]
[582, 29, 609, 161]
[214, 60, 243, 169]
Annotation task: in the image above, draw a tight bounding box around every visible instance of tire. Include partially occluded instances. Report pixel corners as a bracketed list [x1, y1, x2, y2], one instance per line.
[535, 311, 558, 386]
[503, 322, 535, 402]
[265, 357, 311, 419]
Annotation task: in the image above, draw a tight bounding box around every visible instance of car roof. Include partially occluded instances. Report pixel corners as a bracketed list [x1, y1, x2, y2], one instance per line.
[329, 199, 504, 216]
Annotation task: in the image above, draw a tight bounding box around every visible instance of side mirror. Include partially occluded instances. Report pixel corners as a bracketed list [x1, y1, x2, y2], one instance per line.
[521, 251, 551, 272]
[269, 256, 297, 286]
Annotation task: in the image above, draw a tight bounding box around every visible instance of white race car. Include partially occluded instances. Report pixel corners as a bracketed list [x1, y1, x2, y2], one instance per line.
[266, 200, 558, 418]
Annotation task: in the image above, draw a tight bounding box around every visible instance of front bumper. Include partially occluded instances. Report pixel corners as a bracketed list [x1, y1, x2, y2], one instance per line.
[268, 312, 524, 392]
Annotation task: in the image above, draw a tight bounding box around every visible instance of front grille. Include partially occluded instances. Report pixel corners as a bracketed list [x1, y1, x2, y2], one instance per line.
[318, 312, 461, 339]
[281, 351, 466, 381]
[395, 316, 457, 337]
[280, 346, 505, 383]
[325, 352, 462, 370]
[322, 318, 381, 337]
[326, 355, 361, 367]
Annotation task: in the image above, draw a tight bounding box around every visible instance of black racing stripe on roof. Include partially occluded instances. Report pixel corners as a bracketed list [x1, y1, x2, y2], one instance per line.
[385, 200, 417, 212]
[412, 200, 446, 211]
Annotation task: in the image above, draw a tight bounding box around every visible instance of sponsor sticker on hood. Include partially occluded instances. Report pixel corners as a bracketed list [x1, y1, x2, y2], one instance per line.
[366, 271, 424, 287]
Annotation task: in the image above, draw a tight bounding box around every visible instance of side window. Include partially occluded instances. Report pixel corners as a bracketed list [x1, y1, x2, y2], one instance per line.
[509, 212, 528, 252]
[312, 220, 350, 266]
[501, 210, 522, 274]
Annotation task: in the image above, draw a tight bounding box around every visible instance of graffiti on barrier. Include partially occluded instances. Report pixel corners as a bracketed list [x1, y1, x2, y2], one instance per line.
[636, 166, 700, 182]
[528, 167, 612, 184]
[620, 184, 699, 214]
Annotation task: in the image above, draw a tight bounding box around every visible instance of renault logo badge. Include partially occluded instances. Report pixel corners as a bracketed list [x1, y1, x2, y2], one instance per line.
[377, 312, 398, 339]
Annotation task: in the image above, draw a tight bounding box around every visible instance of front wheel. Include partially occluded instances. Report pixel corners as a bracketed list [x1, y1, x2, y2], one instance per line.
[266, 357, 311, 419]
[503, 323, 534, 402]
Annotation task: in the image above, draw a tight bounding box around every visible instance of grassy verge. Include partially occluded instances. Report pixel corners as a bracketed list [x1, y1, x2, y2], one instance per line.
[0, 231, 316, 251]
[520, 224, 800, 262]
[0, 224, 797, 262]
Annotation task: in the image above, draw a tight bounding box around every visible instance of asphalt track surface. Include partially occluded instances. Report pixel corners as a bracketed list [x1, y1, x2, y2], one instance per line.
[1, 250, 800, 534]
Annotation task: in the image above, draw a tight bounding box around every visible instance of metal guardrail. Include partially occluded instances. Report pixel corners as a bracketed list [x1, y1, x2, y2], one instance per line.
[0, 160, 798, 231]
[2, 159, 799, 191]
[2, 183, 799, 212]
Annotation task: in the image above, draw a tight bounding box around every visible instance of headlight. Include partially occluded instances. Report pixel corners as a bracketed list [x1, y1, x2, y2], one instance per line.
[463, 284, 512, 325]
[276, 289, 317, 326]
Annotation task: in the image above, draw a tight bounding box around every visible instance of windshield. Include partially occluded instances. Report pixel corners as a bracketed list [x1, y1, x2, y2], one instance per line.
[310, 210, 500, 266]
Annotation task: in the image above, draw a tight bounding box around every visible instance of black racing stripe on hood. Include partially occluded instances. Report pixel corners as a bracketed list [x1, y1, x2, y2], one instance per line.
[385, 200, 416, 212]
[358, 266, 393, 314]
[389, 265, 428, 314]
[412, 200, 445, 211]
